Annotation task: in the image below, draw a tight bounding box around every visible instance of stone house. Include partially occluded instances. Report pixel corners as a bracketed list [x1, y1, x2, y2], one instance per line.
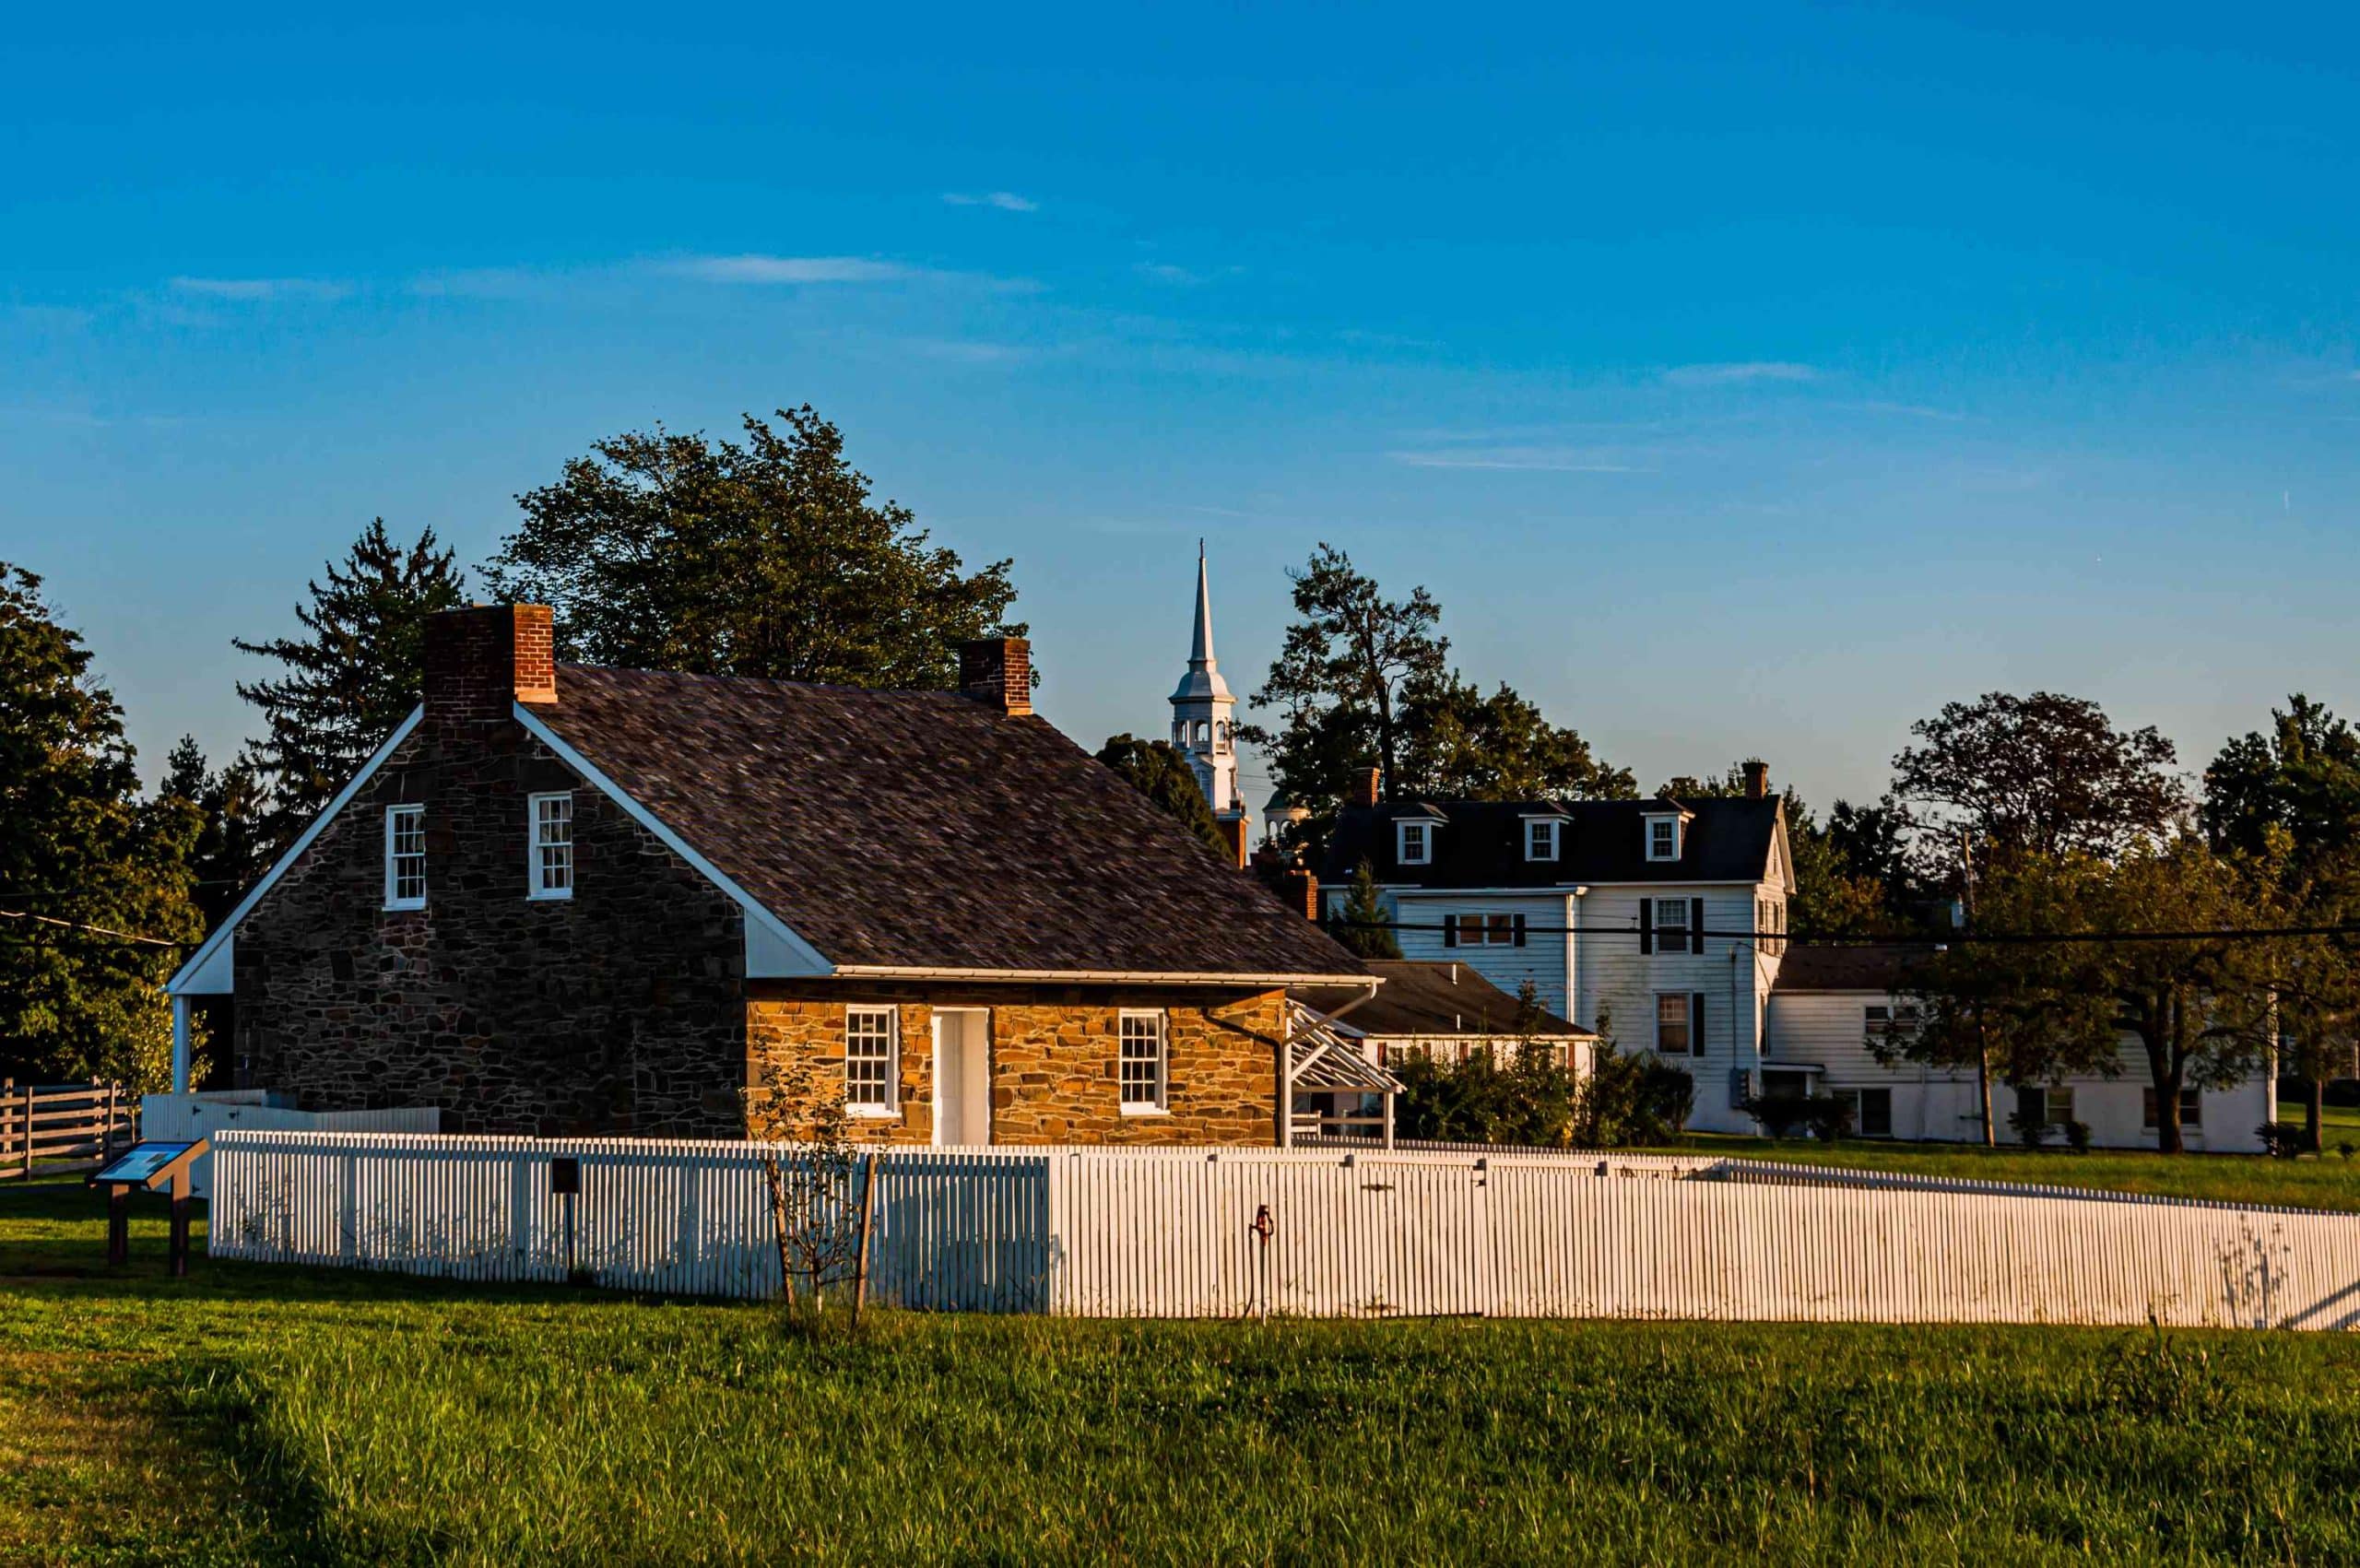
[165, 605, 1373, 1145]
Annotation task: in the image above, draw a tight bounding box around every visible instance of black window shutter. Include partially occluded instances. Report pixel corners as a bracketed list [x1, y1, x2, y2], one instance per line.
[1690, 897, 1705, 956]
[1691, 993, 1707, 1057]
[1443, 914, 1457, 949]
[1513, 913, 1528, 948]
[1638, 899, 1654, 955]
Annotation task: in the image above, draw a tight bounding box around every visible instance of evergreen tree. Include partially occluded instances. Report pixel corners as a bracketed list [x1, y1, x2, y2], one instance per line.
[159, 736, 271, 932]
[1329, 859, 1402, 959]
[234, 519, 466, 850]
[485, 407, 1022, 689]
[1095, 734, 1227, 858]
[0, 564, 202, 1088]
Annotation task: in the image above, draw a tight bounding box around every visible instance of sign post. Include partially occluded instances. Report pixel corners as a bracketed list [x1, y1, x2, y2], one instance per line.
[88, 1138, 210, 1276]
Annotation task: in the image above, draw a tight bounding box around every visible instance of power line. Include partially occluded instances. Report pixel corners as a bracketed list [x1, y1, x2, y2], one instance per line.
[1327, 918, 2360, 948]
[0, 909, 189, 948]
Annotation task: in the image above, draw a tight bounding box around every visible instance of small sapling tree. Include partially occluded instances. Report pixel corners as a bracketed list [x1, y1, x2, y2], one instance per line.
[743, 1051, 870, 1321]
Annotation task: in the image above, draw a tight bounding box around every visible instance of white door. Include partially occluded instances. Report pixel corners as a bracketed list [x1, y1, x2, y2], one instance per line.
[932, 1009, 991, 1147]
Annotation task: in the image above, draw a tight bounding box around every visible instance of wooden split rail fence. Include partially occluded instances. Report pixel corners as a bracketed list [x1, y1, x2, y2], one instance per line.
[0, 1079, 136, 1178]
[206, 1130, 2360, 1329]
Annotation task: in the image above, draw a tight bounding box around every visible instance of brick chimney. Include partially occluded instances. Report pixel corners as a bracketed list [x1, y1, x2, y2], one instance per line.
[424, 604, 557, 727]
[1351, 766, 1383, 809]
[958, 637, 1032, 716]
[1213, 813, 1249, 870]
[1741, 760, 1770, 799]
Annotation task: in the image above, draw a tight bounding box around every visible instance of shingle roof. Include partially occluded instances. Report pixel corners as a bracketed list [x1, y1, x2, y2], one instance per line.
[1294, 961, 1590, 1040]
[1318, 796, 1782, 888]
[533, 666, 1367, 979]
[1772, 943, 1930, 994]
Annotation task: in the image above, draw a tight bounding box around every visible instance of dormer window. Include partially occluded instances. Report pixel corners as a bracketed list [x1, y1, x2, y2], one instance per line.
[1525, 818, 1561, 861]
[1646, 814, 1681, 862]
[1397, 819, 1432, 865]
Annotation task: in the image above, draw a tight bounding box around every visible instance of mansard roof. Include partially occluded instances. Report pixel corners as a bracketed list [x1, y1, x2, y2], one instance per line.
[531, 665, 1365, 979]
[1319, 795, 1785, 890]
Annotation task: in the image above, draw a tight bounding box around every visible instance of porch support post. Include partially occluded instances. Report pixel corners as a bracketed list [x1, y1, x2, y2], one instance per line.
[1383, 1090, 1395, 1150]
[170, 994, 192, 1094]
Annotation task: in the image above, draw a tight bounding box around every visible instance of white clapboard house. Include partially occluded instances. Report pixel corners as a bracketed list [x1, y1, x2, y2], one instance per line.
[1764, 944, 2272, 1153]
[1316, 764, 1794, 1135]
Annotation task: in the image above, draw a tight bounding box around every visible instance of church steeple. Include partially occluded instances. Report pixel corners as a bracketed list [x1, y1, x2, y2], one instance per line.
[1169, 543, 1245, 833]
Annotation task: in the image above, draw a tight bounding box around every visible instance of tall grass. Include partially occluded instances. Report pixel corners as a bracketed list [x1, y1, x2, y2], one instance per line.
[190, 1307, 2360, 1565]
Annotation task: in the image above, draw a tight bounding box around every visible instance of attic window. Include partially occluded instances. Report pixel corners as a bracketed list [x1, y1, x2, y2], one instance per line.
[1397, 820, 1432, 865]
[1526, 819, 1560, 861]
[1646, 815, 1681, 862]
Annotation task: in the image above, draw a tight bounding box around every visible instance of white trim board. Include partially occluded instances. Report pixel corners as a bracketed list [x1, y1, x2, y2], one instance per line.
[509, 703, 833, 980]
[169, 707, 427, 996]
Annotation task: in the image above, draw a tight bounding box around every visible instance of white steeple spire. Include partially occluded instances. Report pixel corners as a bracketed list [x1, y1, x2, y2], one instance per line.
[1168, 542, 1243, 822]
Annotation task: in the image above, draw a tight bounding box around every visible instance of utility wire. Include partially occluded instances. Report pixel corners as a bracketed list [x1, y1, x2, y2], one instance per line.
[0, 909, 188, 948]
[1328, 918, 2360, 947]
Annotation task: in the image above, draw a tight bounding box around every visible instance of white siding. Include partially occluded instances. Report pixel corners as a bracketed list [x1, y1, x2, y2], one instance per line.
[1765, 990, 2272, 1153]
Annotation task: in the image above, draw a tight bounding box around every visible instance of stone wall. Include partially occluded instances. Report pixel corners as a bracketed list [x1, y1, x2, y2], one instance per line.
[233, 716, 749, 1137]
[745, 982, 1287, 1146]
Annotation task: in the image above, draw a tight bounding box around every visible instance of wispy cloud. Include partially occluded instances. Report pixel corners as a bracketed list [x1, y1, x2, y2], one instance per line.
[1842, 398, 1971, 422]
[168, 276, 353, 303]
[669, 254, 929, 285]
[1660, 360, 1818, 386]
[1137, 262, 1206, 285]
[1387, 447, 1649, 473]
[942, 191, 1039, 213]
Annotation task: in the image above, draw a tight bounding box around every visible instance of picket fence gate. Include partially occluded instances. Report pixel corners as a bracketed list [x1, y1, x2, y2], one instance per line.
[205, 1130, 2360, 1330]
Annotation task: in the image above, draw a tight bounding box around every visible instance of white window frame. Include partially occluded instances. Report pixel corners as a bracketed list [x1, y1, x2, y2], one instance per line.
[1525, 818, 1561, 861]
[1119, 1009, 1169, 1114]
[1397, 820, 1432, 865]
[1645, 814, 1681, 862]
[1653, 897, 1692, 954]
[527, 791, 574, 901]
[1654, 992, 1695, 1056]
[383, 804, 426, 911]
[844, 1006, 900, 1116]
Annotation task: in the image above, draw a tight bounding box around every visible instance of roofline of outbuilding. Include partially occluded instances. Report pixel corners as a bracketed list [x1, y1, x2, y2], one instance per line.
[826, 965, 1382, 989]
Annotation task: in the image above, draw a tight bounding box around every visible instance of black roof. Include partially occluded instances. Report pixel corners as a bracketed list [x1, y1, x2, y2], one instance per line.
[1772, 944, 1930, 994]
[1319, 796, 1783, 889]
[1294, 961, 1591, 1039]
[536, 666, 1366, 979]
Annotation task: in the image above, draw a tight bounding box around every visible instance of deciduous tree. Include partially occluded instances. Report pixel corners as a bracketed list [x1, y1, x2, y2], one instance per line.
[486, 407, 1022, 690]
[1096, 735, 1226, 858]
[1893, 691, 2186, 867]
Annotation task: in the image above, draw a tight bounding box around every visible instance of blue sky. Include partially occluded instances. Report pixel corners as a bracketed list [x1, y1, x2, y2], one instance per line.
[6, 4, 2357, 813]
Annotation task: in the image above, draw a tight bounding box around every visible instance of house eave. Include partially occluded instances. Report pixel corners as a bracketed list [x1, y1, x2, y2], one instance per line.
[823, 965, 1383, 990]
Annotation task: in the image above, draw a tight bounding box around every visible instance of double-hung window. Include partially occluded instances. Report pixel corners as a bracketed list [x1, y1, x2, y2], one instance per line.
[384, 805, 426, 910]
[1119, 1010, 1168, 1113]
[844, 1007, 899, 1114]
[1449, 912, 1525, 947]
[1656, 992, 1703, 1056]
[1646, 816, 1680, 861]
[2142, 1087, 2202, 1129]
[528, 792, 573, 900]
[1397, 820, 1432, 865]
[1526, 819, 1560, 861]
[1652, 897, 1693, 955]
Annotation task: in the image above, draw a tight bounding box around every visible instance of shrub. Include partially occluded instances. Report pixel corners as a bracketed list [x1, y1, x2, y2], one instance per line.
[1567, 1051, 1693, 1149]
[2063, 1119, 2093, 1154]
[2258, 1122, 2309, 1161]
[1741, 1093, 1854, 1142]
[2007, 1110, 2057, 1149]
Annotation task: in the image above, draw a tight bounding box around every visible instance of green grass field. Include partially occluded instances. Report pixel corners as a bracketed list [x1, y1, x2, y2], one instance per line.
[6, 1181, 2360, 1564]
[1658, 1132, 2360, 1211]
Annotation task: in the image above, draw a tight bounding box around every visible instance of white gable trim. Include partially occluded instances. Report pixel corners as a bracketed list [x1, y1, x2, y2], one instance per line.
[168, 705, 427, 996]
[511, 703, 832, 979]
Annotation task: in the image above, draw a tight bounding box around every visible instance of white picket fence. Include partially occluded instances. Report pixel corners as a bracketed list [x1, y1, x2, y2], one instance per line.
[204, 1130, 2360, 1329]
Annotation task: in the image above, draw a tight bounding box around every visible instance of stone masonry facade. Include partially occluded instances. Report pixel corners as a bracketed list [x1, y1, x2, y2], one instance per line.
[746, 981, 1287, 1146]
[233, 629, 750, 1137]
